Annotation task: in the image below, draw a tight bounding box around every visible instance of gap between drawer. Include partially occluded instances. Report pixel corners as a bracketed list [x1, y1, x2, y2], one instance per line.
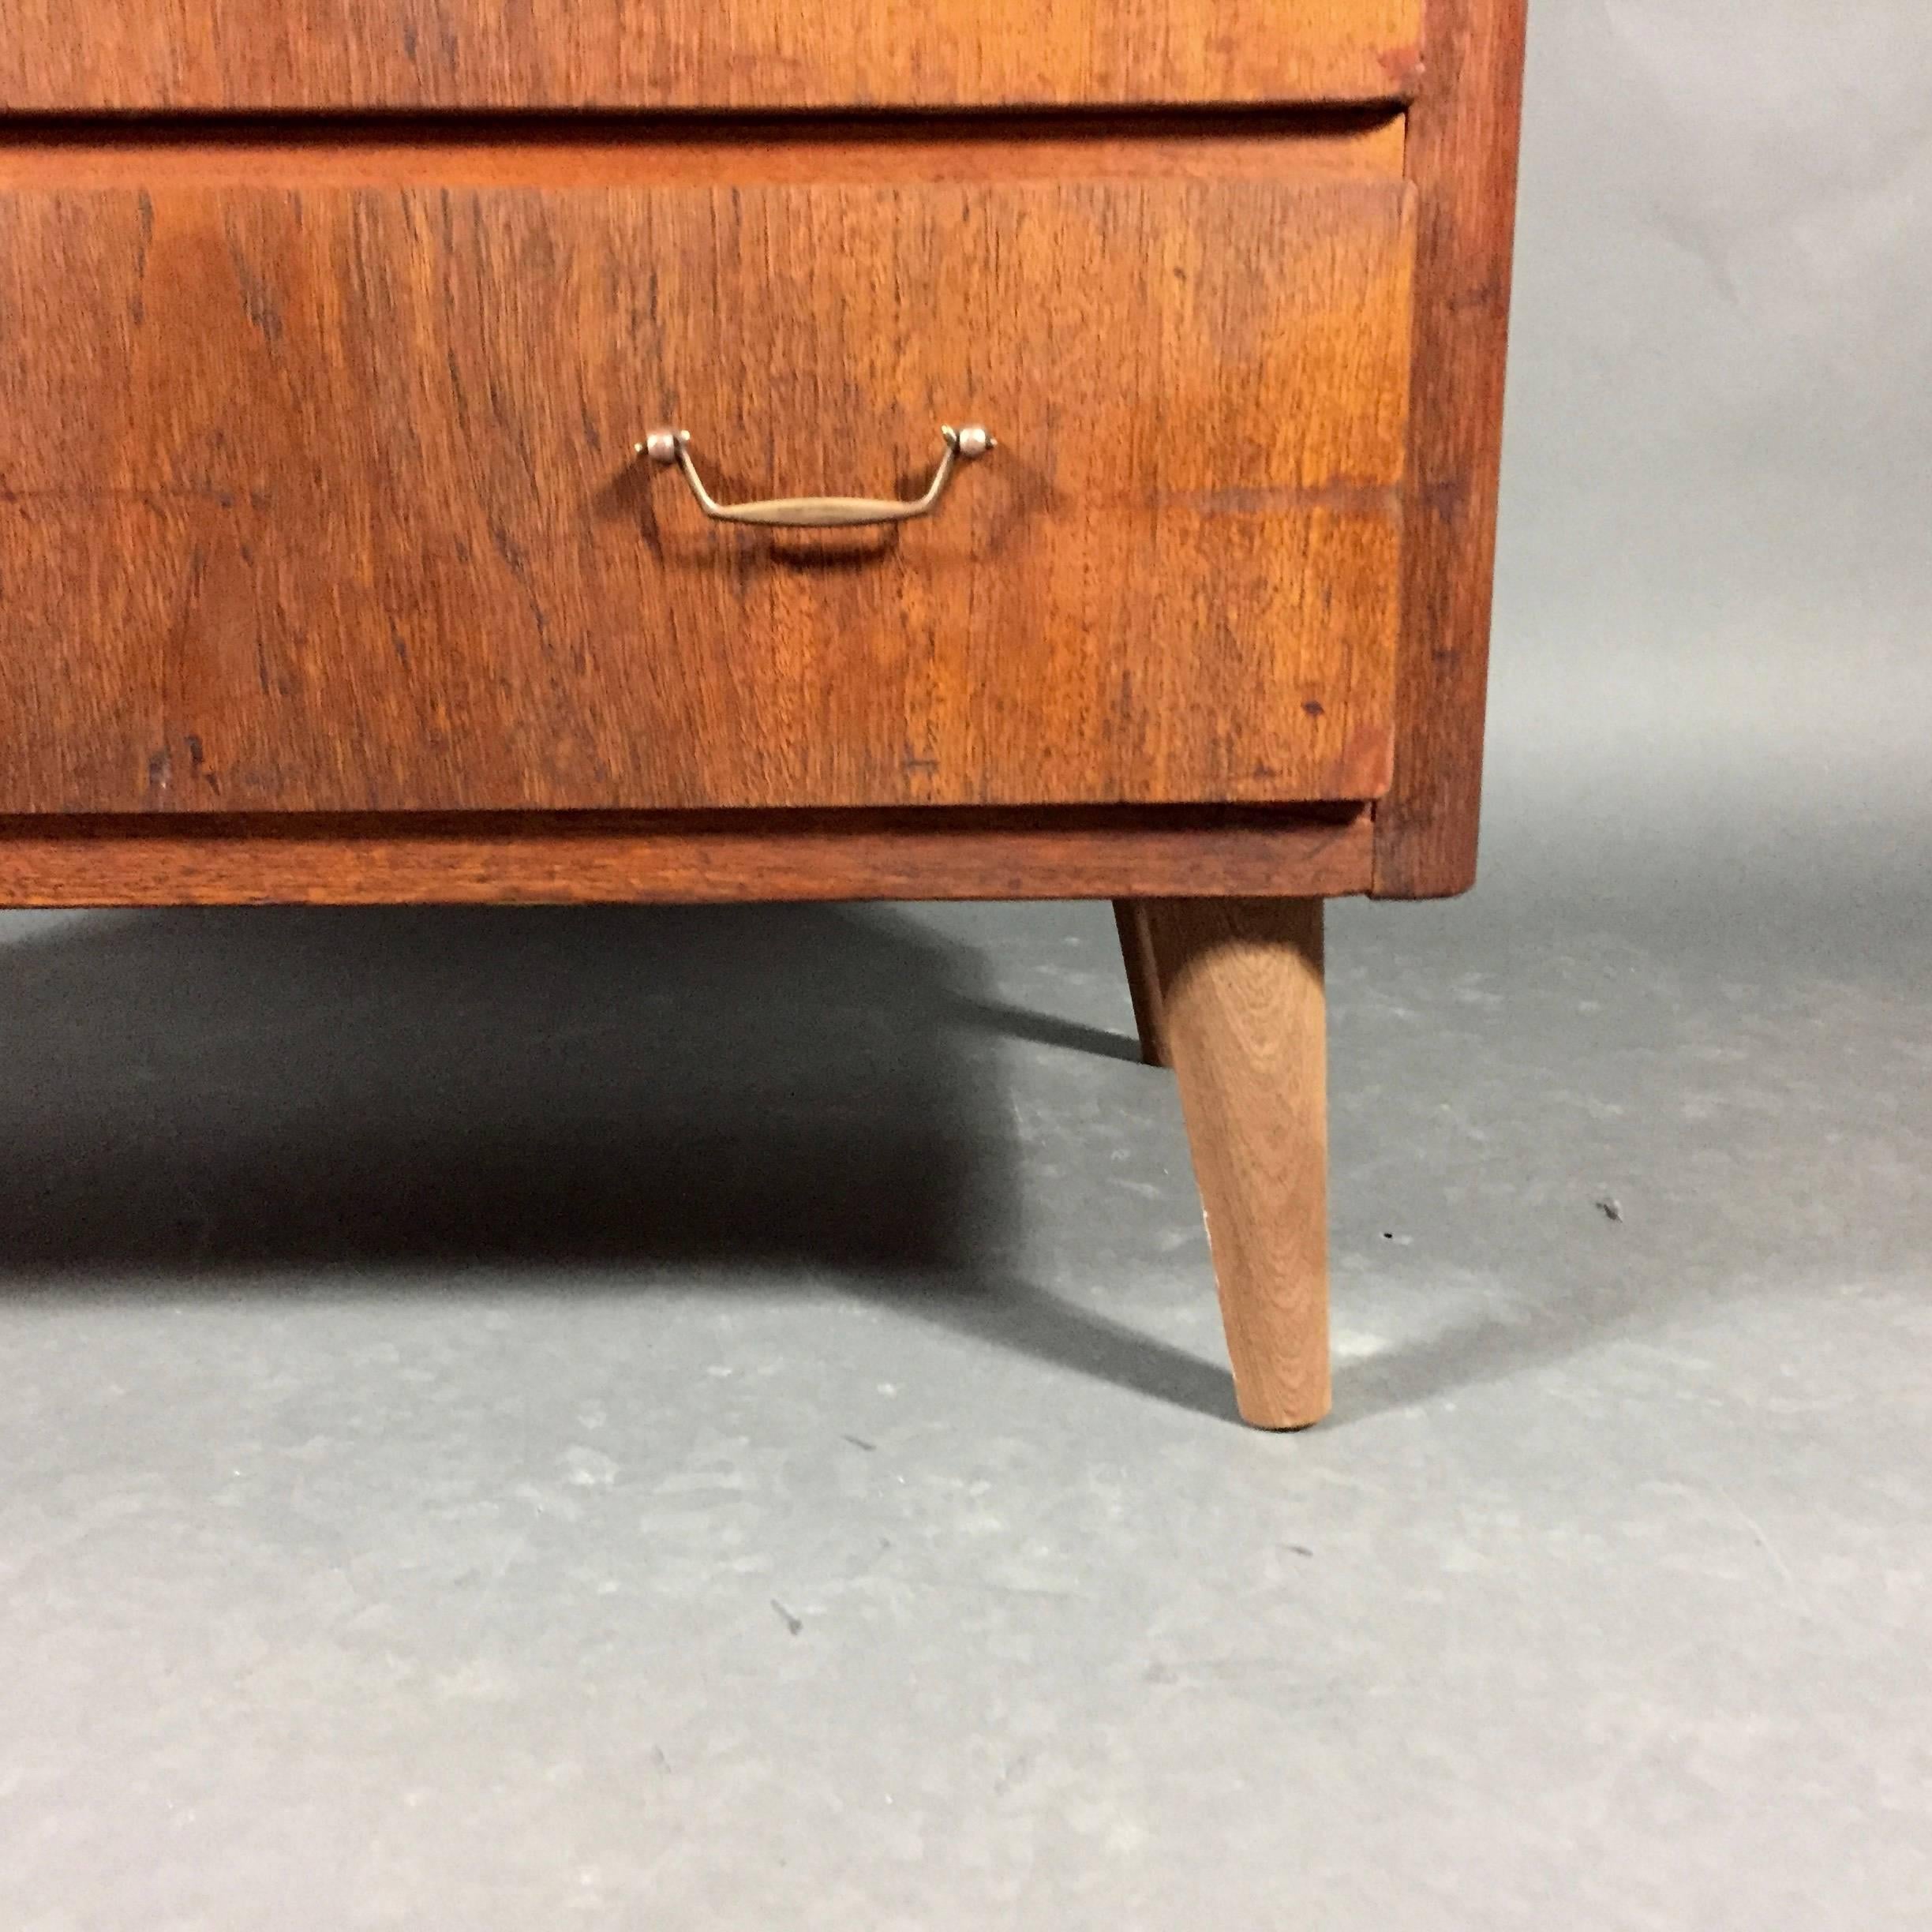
[0, 107, 1406, 189]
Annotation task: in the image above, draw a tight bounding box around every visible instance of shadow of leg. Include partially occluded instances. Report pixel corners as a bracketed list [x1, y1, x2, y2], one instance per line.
[869, 1270, 1236, 1425]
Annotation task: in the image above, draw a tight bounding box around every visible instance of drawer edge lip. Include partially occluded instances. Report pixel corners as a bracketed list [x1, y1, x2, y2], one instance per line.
[0, 64, 1424, 122]
[0, 805, 1376, 907]
[0, 84, 1425, 117]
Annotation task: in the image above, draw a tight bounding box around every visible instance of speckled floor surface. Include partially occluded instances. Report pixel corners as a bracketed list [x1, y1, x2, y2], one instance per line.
[2, 825, 1927, 1928]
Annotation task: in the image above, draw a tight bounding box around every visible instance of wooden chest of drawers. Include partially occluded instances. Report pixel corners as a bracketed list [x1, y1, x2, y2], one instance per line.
[0, 0, 1527, 1428]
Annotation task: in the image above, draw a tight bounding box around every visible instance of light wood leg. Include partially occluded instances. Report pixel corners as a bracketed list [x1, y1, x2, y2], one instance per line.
[1143, 897, 1330, 1430]
[1112, 899, 1170, 1067]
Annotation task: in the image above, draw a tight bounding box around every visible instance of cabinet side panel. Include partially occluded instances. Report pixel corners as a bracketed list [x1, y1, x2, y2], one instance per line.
[1373, 0, 1527, 898]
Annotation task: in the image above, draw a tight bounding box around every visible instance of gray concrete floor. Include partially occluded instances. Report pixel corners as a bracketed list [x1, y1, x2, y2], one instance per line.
[2, 832, 1927, 1929]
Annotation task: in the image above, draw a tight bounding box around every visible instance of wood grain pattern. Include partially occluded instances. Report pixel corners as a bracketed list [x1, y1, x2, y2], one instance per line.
[1113, 900, 1170, 1067]
[1372, 0, 1528, 897]
[0, 807, 1374, 908]
[0, 2, 1424, 112]
[1145, 897, 1330, 1429]
[0, 173, 1414, 815]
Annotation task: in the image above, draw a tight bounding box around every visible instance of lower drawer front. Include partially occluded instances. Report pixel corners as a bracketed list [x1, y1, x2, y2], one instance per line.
[0, 170, 1413, 814]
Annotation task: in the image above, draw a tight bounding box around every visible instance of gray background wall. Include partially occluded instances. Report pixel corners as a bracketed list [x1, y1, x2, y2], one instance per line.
[1488, 0, 1930, 908]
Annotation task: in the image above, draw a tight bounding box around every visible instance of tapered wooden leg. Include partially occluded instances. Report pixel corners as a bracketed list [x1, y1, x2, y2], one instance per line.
[1143, 897, 1330, 1430]
[1112, 899, 1170, 1067]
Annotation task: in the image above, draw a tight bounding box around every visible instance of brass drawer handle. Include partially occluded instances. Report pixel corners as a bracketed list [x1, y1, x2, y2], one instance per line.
[639, 423, 994, 529]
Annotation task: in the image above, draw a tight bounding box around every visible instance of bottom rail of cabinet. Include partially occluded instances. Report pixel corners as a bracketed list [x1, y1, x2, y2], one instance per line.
[0, 807, 1374, 908]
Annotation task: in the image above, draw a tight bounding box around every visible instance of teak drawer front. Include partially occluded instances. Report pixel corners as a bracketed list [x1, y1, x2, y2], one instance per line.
[0, 2, 1422, 112]
[0, 172, 1414, 815]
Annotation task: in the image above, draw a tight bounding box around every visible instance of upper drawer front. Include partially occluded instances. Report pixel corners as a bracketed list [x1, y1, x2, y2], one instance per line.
[0, 135, 1413, 816]
[0, 1, 1422, 112]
